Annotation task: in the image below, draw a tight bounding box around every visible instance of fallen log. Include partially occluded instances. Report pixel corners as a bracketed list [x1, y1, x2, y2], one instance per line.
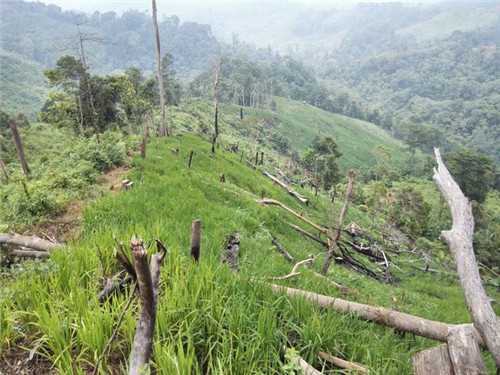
[263, 171, 309, 205]
[318, 351, 368, 373]
[221, 233, 240, 272]
[268, 284, 481, 343]
[0, 233, 60, 252]
[433, 148, 500, 368]
[8, 249, 50, 259]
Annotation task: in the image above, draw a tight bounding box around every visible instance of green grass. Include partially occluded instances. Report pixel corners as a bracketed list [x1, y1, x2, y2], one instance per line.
[1, 134, 498, 374]
[169, 97, 415, 174]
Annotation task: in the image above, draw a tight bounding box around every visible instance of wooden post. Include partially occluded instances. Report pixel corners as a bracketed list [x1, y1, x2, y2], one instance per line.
[0, 160, 8, 183]
[433, 148, 500, 368]
[321, 170, 355, 275]
[9, 119, 30, 176]
[188, 150, 194, 168]
[190, 219, 201, 262]
[412, 345, 453, 375]
[151, 0, 168, 136]
[447, 325, 487, 375]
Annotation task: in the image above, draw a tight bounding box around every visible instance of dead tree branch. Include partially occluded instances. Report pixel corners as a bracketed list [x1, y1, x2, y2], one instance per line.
[263, 171, 309, 205]
[318, 351, 368, 373]
[433, 148, 500, 368]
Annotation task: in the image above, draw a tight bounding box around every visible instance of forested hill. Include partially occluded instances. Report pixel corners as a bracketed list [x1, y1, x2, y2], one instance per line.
[0, 0, 218, 77]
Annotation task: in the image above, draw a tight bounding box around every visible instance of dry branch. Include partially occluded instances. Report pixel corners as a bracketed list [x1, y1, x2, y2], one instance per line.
[0, 233, 60, 252]
[271, 236, 295, 263]
[433, 148, 500, 368]
[318, 351, 368, 373]
[322, 170, 355, 275]
[269, 256, 314, 281]
[292, 355, 321, 375]
[263, 171, 309, 205]
[268, 284, 481, 343]
[258, 198, 328, 234]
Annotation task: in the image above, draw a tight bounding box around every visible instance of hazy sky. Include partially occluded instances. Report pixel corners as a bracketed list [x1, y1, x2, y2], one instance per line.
[36, 0, 441, 15]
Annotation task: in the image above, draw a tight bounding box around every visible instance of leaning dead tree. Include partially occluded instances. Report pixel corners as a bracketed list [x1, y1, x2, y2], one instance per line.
[9, 119, 30, 176]
[129, 237, 166, 375]
[433, 148, 500, 369]
[211, 56, 221, 154]
[151, 0, 168, 136]
[322, 170, 355, 275]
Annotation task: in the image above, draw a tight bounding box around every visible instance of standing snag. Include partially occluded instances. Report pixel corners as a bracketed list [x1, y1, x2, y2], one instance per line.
[433, 148, 500, 369]
[190, 219, 201, 262]
[9, 119, 30, 176]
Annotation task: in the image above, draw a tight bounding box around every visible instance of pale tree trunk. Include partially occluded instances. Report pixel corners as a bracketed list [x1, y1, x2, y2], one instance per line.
[151, 0, 168, 137]
[433, 148, 500, 369]
[211, 57, 221, 154]
[321, 170, 355, 275]
[9, 119, 30, 177]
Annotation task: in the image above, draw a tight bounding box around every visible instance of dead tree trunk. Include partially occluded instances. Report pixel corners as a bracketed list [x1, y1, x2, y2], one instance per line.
[322, 170, 355, 275]
[447, 325, 487, 375]
[151, 0, 168, 137]
[0, 160, 8, 183]
[433, 148, 500, 368]
[412, 345, 453, 375]
[211, 57, 221, 154]
[129, 238, 164, 375]
[268, 284, 481, 343]
[221, 233, 240, 272]
[190, 219, 201, 262]
[9, 119, 30, 176]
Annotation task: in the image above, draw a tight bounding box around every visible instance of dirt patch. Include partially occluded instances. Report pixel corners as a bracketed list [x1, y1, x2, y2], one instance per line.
[22, 166, 129, 243]
[0, 345, 54, 375]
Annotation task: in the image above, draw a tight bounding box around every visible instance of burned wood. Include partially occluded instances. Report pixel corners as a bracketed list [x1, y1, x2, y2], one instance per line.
[263, 171, 309, 205]
[0, 233, 60, 252]
[322, 170, 355, 275]
[271, 236, 295, 263]
[433, 148, 500, 368]
[221, 233, 240, 272]
[190, 219, 201, 262]
[267, 284, 481, 343]
[318, 351, 368, 373]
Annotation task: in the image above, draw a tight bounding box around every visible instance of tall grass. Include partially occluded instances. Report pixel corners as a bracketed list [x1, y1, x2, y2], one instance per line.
[1, 134, 498, 373]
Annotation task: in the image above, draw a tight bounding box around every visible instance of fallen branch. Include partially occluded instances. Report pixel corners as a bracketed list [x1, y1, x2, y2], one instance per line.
[267, 284, 481, 343]
[433, 148, 500, 368]
[0, 233, 60, 252]
[263, 171, 309, 205]
[292, 355, 321, 375]
[257, 199, 328, 234]
[271, 236, 295, 263]
[318, 351, 368, 373]
[269, 256, 314, 281]
[288, 223, 329, 248]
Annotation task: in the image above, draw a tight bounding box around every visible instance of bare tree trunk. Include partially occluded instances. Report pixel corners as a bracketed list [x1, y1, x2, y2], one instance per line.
[412, 345, 453, 375]
[433, 148, 500, 368]
[0, 160, 8, 183]
[9, 119, 30, 176]
[211, 57, 221, 154]
[190, 219, 201, 262]
[447, 325, 487, 375]
[152, 0, 168, 137]
[322, 170, 355, 275]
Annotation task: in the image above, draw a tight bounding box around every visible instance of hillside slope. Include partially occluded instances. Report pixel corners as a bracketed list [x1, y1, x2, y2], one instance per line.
[2, 134, 498, 374]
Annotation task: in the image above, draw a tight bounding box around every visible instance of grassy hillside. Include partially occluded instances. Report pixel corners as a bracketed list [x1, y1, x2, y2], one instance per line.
[170, 97, 415, 174]
[0, 50, 48, 118]
[1, 134, 498, 374]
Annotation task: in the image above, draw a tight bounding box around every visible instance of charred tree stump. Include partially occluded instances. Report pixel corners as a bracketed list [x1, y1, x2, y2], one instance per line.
[433, 148, 500, 368]
[221, 233, 240, 272]
[190, 219, 201, 262]
[188, 150, 194, 169]
[9, 119, 30, 176]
